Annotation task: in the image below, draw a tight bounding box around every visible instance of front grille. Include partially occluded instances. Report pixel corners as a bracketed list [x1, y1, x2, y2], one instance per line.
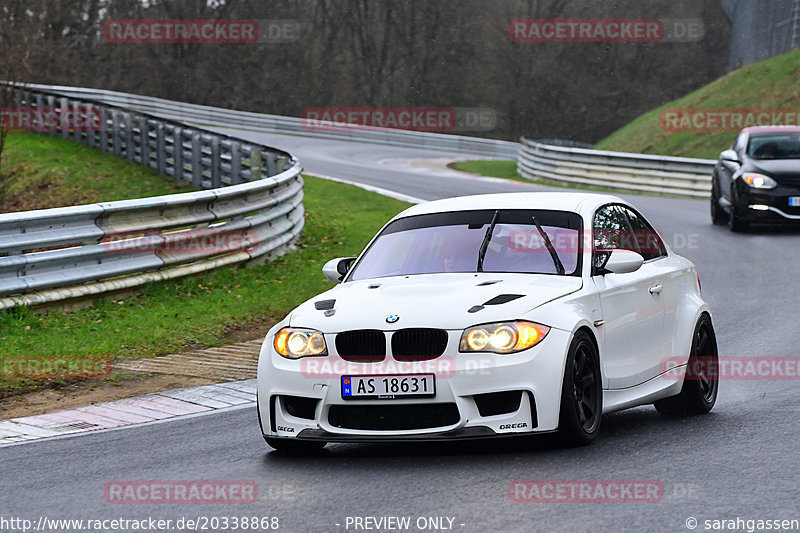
[328, 403, 460, 431]
[335, 330, 386, 362]
[391, 328, 448, 361]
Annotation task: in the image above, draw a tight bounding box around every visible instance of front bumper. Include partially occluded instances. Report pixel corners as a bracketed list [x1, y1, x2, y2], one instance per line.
[733, 181, 800, 223]
[256, 328, 571, 442]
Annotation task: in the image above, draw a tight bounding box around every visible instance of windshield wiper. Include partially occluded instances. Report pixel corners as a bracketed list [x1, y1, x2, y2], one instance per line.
[531, 215, 565, 275]
[477, 210, 499, 272]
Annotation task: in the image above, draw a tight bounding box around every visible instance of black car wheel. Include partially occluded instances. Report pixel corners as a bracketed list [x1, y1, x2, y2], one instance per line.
[710, 180, 727, 225]
[654, 314, 719, 415]
[727, 191, 749, 232]
[558, 331, 602, 446]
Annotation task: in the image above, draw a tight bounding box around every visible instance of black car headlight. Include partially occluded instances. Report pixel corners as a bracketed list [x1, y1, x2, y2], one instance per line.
[742, 173, 777, 189]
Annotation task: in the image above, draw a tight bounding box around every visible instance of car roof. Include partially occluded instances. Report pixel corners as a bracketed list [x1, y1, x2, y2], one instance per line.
[394, 192, 626, 220]
[741, 126, 800, 134]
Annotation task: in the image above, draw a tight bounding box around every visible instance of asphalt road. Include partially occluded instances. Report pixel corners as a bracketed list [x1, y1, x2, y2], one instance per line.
[2, 130, 799, 533]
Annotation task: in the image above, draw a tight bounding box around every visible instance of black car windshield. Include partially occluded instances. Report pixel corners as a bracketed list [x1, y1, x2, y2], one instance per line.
[348, 209, 582, 280]
[747, 134, 800, 160]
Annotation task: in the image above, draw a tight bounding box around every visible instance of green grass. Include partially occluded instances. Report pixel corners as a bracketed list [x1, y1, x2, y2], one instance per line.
[0, 131, 189, 211]
[0, 176, 410, 394]
[452, 160, 522, 180]
[596, 49, 800, 159]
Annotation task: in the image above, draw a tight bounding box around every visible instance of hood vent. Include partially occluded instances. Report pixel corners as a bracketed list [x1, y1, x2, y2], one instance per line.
[483, 294, 524, 306]
[314, 299, 336, 310]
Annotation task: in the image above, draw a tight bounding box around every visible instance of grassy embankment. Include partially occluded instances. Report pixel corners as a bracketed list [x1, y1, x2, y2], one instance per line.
[0, 132, 410, 394]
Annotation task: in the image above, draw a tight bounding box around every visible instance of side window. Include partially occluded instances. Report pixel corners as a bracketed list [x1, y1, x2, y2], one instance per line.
[592, 205, 633, 271]
[618, 206, 667, 261]
[593, 205, 633, 251]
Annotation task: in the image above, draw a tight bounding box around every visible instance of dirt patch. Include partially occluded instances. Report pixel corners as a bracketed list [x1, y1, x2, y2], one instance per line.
[0, 372, 216, 420]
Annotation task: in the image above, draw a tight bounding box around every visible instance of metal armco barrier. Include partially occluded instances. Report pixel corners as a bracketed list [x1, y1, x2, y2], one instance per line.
[24, 84, 520, 159]
[518, 137, 716, 198]
[0, 85, 304, 310]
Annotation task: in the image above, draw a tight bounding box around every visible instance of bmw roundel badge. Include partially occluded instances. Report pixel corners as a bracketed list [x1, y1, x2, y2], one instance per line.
[385, 314, 400, 324]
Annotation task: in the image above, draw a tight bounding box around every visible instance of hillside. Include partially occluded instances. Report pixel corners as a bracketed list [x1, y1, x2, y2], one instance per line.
[0, 132, 189, 213]
[596, 49, 800, 159]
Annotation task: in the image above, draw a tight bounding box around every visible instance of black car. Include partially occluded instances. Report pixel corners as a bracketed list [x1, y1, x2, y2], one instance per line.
[711, 126, 800, 231]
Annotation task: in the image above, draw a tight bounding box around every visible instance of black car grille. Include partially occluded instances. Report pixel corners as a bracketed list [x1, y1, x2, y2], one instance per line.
[328, 403, 460, 430]
[391, 328, 448, 361]
[335, 330, 386, 362]
[776, 175, 800, 187]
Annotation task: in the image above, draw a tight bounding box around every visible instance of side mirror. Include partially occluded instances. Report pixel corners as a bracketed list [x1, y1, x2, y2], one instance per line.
[603, 250, 644, 275]
[322, 257, 356, 283]
[720, 149, 740, 163]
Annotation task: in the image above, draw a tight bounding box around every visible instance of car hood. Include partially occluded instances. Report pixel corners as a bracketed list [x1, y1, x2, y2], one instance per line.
[745, 158, 800, 180]
[288, 273, 582, 332]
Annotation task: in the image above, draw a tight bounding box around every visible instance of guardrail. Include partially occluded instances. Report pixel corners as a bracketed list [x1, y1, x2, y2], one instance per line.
[517, 137, 716, 198]
[25, 84, 520, 159]
[0, 85, 304, 310]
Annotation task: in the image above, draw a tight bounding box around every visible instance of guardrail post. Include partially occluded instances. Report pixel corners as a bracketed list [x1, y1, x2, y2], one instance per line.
[100, 108, 109, 153]
[125, 113, 135, 162]
[112, 110, 122, 157]
[86, 104, 98, 148]
[192, 132, 203, 188]
[250, 147, 262, 180]
[266, 152, 278, 176]
[60, 97, 70, 139]
[171, 126, 183, 182]
[140, 117, 150, 167]
[156, 124, 166, 176]
[210, 137, 221, 188]
[231, 141, 242, 185]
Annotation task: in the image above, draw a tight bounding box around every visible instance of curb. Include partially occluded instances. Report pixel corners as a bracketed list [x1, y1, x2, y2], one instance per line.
[0, 379, 256, 447]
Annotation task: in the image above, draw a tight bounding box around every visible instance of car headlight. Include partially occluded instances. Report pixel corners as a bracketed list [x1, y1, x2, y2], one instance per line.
[742, 173, 777, 189]
[274, 327, 327, 359]
[459, 321, 550, 354]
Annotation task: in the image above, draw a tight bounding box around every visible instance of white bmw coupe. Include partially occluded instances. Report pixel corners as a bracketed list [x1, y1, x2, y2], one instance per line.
[257, 192, 718, 450]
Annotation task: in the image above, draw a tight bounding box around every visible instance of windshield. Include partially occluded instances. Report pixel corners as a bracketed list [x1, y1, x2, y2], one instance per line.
[747, 134, 800, 160]
[348, 209, 582, 280]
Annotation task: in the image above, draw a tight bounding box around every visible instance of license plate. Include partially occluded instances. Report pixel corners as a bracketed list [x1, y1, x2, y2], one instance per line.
[341, 374, 435, 400]
[790, 197, 800, 207]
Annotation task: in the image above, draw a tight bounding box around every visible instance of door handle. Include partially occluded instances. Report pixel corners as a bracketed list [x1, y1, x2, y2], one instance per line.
[649, 284, 663, 295]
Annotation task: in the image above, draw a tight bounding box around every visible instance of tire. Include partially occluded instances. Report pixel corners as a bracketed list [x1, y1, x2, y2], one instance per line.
[558, 331, 602, 446]
[654, 314, 718, 415]
[728, 192, 749, 232]
[710, 180, 726, 225]
[264, 437, 327, 453]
